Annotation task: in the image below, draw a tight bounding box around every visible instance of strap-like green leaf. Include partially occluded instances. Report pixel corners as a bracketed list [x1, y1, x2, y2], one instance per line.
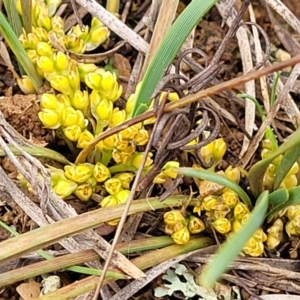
[0, 11, 43, 91]
[249, 127, 300, 197]
[175, 167, 252, 208]
[131, 0, 218, 117]
[199, 190, 269, 287]
[273, 146, 300, 190]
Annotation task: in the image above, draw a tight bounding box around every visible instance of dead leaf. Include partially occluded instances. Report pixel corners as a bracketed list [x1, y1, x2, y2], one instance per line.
[16, 281, 40, 300]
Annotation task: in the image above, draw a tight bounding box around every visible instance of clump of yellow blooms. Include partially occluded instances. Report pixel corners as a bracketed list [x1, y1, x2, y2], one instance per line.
[16, 0, 153, 215]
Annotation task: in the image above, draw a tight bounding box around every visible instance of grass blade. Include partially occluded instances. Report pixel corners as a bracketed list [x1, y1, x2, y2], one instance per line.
[131, 0, 217, 117]
[199, 190, 269, 287]
[175, 167, 252, 208]
[0, 11, 43, 91]
[20, 0, 32, 33]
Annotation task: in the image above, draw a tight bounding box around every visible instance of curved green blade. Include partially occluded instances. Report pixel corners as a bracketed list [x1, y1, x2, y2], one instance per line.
[175, 167, 252, 208]
[131, 0, 217, 117]
[199, 190, 269, 287]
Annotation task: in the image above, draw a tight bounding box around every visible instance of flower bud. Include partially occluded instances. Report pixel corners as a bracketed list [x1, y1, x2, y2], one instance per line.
[78, 63, 98, 81]
[102, 82, 122, 102]
[212, 218, 231, 234]
[93, 99, 113, 124]
[262, 139, 275, 151]
[61, 106, 84, 127]
[165, 224, 175, 235]
[202, 195, 218, 211]
[71, 90, 89, 113]
[279, 174, 298, 189]
[93, 162, 111, 182]
[222, 189, 239, 209]
[286, 205, 300, 221]
[193, 205, 201, 216]
[101, 135, 116, 150]
[51, 75, 71, 95]
[37, 56, 55, 73]
[54, 51, 69, 71]
[38, 109, 61, 129]
[125, 93, 136, 115]
[171, 227, 190, 244]
[164, 210, 186, 226]
[100, 194, 118, 207]
[36, 42, 53, 57]
[104, 178, 122, 195]
[243, 237, 264, 257]
[57, 93, 71, 106]
[286, 215, 300, 237]
[70, 24, 89, 40]
[134, 129, 149, 146]
[48, 166, 66, 186]
[77, 129, 94, 148]
[128, 152, 153, 171]
[212, 138, 226, 163]
[32, 27, 49, 42]
[63, 125, 81, 141]
[85, 72, 102, 90]
[287, 162, 300, 176]
[162, 161, 179, 179]
[261, 148, 272, 159]
[40, 93, 59, 110]
[47, 0, 62, 16]
[37, 14, 52, 31]
[266, 219, 283, 249]
[234, 202, 249, 220]
[74, 183, 93, 201]
[113, 173, 134, 189]
[85, 25, 110, 51]
[64, 163, 94, 183]
[53, 178, 78, 198]
[17, 76, 36, 94]
[188, 216, 205, 234]
[120, 126, 139, 141]
[51, 16, 65, 34]
[109, 108, 126, 128]
[27, 33, 40, 49]
[115, 190, 130, 204]
[253, 228, 267, 242]
[68, 69, 81, 91]
[225, 166, 240, 184]
[153, 173, 167, 184]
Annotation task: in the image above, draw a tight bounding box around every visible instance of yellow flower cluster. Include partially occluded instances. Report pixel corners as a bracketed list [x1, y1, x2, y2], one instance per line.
[16, 0, 154, 204]
[262, 138, 299, 190]
[164, 210, 205, 244]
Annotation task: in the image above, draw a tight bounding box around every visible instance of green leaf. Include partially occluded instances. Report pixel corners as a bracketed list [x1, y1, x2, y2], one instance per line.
[267, 186, 300, 222]
[20, 0, 32, 33]
[273, 147, 300, 190]
[0, 11, 43, 91]
[175, 167, 252, 209]
[248, 127, 300, 197]
[199, 190, 269, 287]
[131, 0, 218, 117]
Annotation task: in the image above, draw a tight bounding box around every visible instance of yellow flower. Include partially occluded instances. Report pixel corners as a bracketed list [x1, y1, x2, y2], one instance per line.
[114, 173, 134, 189]
[193, 205, 201, 216]
[109, 108, 126, 128]
[287, 162, 300, 176]
[38, 109, 61, 129]
[202, 195, 218, 211]
[37, 56, 55, 73]
[63, 125, 81, 141]
[200, 141, 214, 164]
[188, 216, 205, 234]
[115, 190, 130, 204]
[77, 129, 94, 148]
[47, 0, 62, 17]
[129, 152, 153, 170]
[153, 172, 167, 184]
[225, 166, 240, 184]
[37, 14, 52, 31]
[17, 76, 36, 94]
[222, 189, 239, 209]
[94, 99, 113, 124]
[40, 93, 60, 110]
[212, 138, 226, 163]
[32, 27, 48, 42]
[233, 202, 249, 220]
[253, 228, 267, 242]
[36, 42, 53, 57]
[104, 178, 122, 195]
[279, 174, 298, 189]
[164, 210, 186, 226]
[100, 195, 118, 207]
[77, 63, 97, 81]
[286, 205, 300, 221]
[53, 178, 78, 198]
[262, 138, 275, 151]
[68, 69, 81, 91]
[171, 227, 190, 244]
[266, 219, 283, 249]
[61, 106, 85, 127]
[162, 161, 179, 179]
[93, 162, 111, 182]
[165, 224, 175, 235]
[50, 75, 72, 95]
[97, 70, 116, 91]
[212, 218, 231, 234]
[134, 129, 149, 146]
[74, 183, 93, 201]
[85, 72, 102, 90]
[85, 21, 110, 51]
[64, 163, 94, 183]
[243, 237, 264, 257]
[125, 93, 136, 115]
[71, 90, 89, 112]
